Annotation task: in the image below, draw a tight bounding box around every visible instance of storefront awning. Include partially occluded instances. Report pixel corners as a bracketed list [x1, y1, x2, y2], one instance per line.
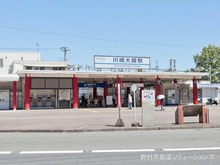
[16, 70, 209, 80]
[0, 74, 19, 82]
[198, 84, 220, 88]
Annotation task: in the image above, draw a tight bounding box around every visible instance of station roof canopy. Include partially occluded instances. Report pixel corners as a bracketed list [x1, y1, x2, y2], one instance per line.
[0, 74, 19, 82]
[198, 84, 220, 88]
[13, 61, 69, 67]
[16, 70, 209, 83]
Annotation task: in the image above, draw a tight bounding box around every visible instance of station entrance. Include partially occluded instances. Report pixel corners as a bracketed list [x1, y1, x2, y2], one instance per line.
[78, 83, 105, 108]
[12, 70, 206, 110]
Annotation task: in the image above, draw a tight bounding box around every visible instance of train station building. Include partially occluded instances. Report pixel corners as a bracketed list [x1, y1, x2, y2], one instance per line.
[0, 52, 209, 110]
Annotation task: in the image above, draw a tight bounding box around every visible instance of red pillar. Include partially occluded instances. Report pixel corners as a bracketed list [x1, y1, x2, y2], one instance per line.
[116, 76, 121, 107]
[72, 76, 78, 109]
[24, 75, 30, 110]
[193, 77, 198, 104]
[93, 87, 97, 99]
[104, 81, 108, 106]
[156, 76, 161, 106]
[13, 81, 17, 110]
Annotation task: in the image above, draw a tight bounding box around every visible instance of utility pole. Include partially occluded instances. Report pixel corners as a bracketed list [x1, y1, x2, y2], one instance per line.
[155, 60, 159, 71]
[36, 43, 40, 61]
[210, 65, 212, 83]
[60, 47, 69, 62]
[36, 43, 40, 52]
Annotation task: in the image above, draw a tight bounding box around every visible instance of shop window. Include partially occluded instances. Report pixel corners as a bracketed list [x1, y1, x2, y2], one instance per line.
[40, 67, 45, 70]
[53, 67, 64, 70]
[33, 67, 39, 70]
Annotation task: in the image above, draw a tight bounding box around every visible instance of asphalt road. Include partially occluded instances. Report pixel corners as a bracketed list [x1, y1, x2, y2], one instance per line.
[0, 128, 220, 165]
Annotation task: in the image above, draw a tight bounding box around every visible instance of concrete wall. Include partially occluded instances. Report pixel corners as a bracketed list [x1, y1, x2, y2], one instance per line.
[0, 52, 40, 74]
[11, 63, 24, 73]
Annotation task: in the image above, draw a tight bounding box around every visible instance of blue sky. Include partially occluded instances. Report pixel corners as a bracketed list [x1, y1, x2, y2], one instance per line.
[0, 0, 220, 71]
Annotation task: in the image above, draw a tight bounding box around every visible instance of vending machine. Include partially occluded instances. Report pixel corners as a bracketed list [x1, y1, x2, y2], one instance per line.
[165, 89, 180, 105]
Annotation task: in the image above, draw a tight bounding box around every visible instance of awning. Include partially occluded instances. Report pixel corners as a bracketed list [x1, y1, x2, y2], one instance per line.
[198, 84, 220, 88]
[0, 74, 19, 82]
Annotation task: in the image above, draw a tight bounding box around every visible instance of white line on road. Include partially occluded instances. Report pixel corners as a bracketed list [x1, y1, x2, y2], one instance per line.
[92, 149, 155, 153]
[0, 152, 12, 154]
[163, 147, 220, 151]
[19, 150, 83, 154]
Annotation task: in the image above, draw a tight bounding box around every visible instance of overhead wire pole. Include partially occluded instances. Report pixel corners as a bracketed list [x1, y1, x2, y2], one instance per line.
[60, 47, 69, 62]
[36, 43, 40, 61]
[36, 43, 40, 52]
[155, 60, 159, 71]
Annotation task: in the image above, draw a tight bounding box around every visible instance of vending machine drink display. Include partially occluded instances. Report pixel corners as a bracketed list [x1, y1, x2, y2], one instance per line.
[165, 89, 180, 105]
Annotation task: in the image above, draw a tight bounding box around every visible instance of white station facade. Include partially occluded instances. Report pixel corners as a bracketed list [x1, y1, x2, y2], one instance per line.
[0, 52, 209, 110]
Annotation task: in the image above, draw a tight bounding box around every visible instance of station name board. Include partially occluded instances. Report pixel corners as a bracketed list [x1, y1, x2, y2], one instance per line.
[94, 55, 150, 69]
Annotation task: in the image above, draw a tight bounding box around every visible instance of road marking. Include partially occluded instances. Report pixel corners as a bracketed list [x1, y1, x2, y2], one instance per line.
[163, 147, 220, 151]
[0, 152, 12, 154]
[19, 150, 83, 154]
[82, 109, 100, 113]
[92, 149, 155, 153]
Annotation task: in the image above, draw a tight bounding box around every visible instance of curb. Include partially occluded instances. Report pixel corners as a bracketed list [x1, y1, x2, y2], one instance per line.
[0, 124, 219, 133]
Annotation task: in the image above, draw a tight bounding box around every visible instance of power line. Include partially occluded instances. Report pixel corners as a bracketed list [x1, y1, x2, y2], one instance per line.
[0, 25, 203, 47]
[0, 47, 59, 50]
[67, 51, 85, 65]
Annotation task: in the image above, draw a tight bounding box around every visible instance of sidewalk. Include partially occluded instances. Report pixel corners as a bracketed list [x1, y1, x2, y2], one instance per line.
[0, 105, 219, 132]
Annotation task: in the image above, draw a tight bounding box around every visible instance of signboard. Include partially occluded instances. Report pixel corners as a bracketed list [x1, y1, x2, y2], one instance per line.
[114, 83, 144, 88]
[142, 90, 154, 103]
[94, 55, 150, 69]
[106, 96, 113, 105]
[78, 83, 106, 88]
[131, 84, 137, 92]
[141, 90, 155, 127]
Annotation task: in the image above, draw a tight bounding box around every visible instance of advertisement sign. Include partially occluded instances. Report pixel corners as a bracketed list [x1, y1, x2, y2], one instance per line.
[141, 90, 155, 127]
[106, 96, 113, 105]
[78, 83, 106, 88]
[142, 90, 155, 104]
[114, 83, 144, 88]
[94, 55, 150, 69]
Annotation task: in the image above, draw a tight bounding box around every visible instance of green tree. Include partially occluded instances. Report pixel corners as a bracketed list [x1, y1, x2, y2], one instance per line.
[185, 68, 195, 72]
[193, 44, 220, 83]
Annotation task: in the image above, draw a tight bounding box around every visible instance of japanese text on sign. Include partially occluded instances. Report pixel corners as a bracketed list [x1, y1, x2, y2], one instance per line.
[140, 154, 215, 161]
[113, 57, 143, 63]
[94, 55, 150, 69]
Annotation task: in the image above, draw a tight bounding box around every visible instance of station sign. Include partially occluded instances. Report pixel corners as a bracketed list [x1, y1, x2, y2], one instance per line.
[94, 55, 150, 69]
[78, 83, 106, 88]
